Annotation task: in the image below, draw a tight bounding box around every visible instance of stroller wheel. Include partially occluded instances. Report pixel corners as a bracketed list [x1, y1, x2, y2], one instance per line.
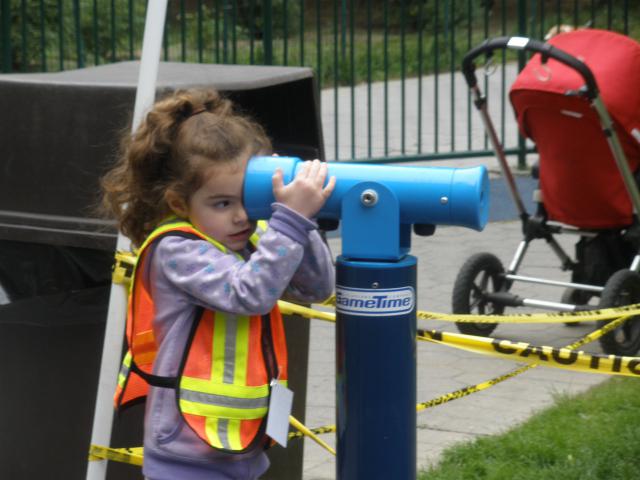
[452, 253, 504, 337]
[597, 269, 640, 356]
[561, 288, 591, 327]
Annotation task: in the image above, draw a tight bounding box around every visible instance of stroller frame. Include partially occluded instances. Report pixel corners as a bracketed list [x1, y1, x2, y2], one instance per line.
[456, 35, 640, 356]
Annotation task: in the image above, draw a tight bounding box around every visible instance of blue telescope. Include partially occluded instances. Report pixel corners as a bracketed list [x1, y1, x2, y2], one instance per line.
[244, 156, 489, 260]
[243, 155, 490, 479]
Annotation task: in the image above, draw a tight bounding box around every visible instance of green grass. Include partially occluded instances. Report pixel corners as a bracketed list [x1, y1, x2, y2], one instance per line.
[419, 377, 640, 480]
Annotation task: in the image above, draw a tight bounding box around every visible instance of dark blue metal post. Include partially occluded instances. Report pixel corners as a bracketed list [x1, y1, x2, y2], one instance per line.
[336, 256, 417, 479]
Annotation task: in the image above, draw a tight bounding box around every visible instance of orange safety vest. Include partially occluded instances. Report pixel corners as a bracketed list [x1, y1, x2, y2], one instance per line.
[114, 218, 288, 453]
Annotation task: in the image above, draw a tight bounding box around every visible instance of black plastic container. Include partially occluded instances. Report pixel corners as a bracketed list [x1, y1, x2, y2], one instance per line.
[0, 61, 323, 479]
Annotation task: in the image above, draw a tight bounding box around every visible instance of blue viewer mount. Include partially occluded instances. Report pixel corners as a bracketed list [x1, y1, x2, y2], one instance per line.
[244, 156, 489, 479]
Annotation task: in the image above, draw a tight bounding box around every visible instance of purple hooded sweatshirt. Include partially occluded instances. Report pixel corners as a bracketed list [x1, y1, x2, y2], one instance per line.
[140, 204, 335, 480]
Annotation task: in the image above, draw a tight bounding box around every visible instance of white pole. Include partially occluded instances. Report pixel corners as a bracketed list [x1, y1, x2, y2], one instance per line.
[86, 1, 167, 479]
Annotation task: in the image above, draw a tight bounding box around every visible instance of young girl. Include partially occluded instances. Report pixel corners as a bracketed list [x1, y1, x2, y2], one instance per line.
[101, 88, 336, 480]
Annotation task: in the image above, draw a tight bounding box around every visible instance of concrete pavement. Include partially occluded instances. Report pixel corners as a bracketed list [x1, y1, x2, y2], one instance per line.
[320, 64, 522, 162]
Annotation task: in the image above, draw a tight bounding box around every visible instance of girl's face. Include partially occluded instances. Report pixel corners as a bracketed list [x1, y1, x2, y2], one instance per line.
[180, 159, 256, 252]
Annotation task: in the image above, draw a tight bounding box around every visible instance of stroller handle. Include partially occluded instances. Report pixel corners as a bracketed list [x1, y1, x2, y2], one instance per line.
[462, 36, 598, 100]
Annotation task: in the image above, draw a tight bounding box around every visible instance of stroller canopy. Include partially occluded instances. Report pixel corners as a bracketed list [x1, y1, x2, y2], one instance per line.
[510, 29, 640, 229]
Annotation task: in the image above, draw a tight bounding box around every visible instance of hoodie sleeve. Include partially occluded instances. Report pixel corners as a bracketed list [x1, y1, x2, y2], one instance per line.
[153, 205, 334, 315]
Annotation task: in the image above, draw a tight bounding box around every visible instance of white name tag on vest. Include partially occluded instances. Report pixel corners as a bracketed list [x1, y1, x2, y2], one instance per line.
[266, 380, 294, 447]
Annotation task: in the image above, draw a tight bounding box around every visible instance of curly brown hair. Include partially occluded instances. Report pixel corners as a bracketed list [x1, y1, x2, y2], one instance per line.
[100, 89, 272, 247]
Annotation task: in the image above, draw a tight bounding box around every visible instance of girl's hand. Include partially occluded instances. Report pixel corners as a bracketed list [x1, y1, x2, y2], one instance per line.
[272, 159, 336, 219]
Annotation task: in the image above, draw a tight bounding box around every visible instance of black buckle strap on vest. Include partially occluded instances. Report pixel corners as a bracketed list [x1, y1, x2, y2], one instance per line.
[126, 227, 204, 391]
[261, 313, 278, 382]
[130, 360, 177, 389]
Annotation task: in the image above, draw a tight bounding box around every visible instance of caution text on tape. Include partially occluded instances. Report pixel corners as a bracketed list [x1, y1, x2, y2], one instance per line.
[418, 324, 640, 377]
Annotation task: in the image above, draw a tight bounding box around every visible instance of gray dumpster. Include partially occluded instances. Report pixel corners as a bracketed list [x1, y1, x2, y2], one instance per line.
[0, 61, 324, 480]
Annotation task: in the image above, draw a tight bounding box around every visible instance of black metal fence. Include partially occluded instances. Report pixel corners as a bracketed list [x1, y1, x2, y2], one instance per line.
[1, 0, 637, 163]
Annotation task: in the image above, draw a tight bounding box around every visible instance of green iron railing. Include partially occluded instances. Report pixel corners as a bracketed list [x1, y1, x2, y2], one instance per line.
[0, 0, 637, 166]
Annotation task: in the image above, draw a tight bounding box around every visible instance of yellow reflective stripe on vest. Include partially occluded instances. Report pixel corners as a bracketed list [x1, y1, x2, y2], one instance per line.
[205, 417, 225, 449]
[179, 391, 268, 419]
[233, 315, 250, 385]
[134, 218, 266, 291]
[180, 377, 269, 399]
[249, 220, 268, 246]
[203, 417, 243, 450]
[131, 218, 272, 451]
[128, 216, 236, 296]
[141, 218, 229, 254]
[211, 312, 253, 388]
[118, 350, 132, 389]
[211, 313, 228, 383]
[179, 310, 269, 449]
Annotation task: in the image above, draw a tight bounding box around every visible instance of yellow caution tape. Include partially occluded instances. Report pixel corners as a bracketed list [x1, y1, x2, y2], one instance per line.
[317, 294, 640, 324]
[89, 444, 143, 466]
[416, 314, 626, 411]
[281, 299, 640, 325]
[112, 250, 137, 287]
[278, 301, 337, 322]
[289, 424, 337, 440]
[289, 415, 336, 455]
[90, 316, 636, 463]
[89, 416, 334, 466]
[418, 317, 640, 377]
[105, 259, 640, 458]
[416, 363, 533, 411]
[417, 303, 640, 324]
[320, 294, 337, 306]
[289, 316, 630, 441]
[115, 253, 640, 324]
[280, 301, 640, 376]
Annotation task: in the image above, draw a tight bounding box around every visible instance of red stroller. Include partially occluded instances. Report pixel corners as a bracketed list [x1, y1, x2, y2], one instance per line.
[453, 29, 640, 356]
